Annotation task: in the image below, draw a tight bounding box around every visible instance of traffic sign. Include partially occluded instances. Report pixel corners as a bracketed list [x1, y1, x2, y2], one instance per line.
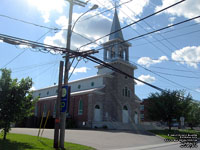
[61, 86, 68, 112]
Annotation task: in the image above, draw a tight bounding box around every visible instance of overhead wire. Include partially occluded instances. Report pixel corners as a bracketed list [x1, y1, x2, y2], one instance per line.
[132, 29, 200, 48]
[149, 70, 200, 79]
[131, 56, 200, 64]
[129, 60, 200, 94]
[91, 15, 200, 52]
[149, 66, 200, 73]
[78, 53, 164, 91]
[1, 15, 199, 57]
[12, 60, 59, 73]
[0, 13, 100, 48]
[68, 59, 81, 80]
[78, 0, 186, 49]
[2, 29, 53, 68]
[96, 0, 200, 75]
[78, 0, 133, 23]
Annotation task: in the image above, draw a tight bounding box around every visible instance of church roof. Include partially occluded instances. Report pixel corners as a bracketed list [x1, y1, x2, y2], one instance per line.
[109, 8, 124, 41]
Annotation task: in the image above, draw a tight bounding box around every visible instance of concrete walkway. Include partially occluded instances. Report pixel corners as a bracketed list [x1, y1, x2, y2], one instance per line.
[11, 128, 165, 150]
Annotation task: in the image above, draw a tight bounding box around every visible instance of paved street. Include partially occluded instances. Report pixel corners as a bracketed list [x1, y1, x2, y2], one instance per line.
[10, 128, 165, 150]
[11, 128, 199, 150]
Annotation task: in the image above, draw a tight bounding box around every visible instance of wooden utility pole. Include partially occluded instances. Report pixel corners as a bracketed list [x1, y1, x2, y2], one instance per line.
[53, 61, 64, 148]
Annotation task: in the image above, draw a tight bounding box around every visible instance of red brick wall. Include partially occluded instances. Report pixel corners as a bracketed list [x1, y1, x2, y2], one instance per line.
[35, 94, 89, 126]
[37, 98, 56, 117]
[140, 99, 152, 122]
[69, 94, 88, 123]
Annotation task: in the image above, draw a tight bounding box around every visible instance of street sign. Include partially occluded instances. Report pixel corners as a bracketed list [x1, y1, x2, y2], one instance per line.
[60, 86, 68, 112]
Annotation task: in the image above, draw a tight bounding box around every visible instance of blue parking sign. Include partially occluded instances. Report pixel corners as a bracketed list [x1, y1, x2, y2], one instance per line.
[61, 86, 68, 112]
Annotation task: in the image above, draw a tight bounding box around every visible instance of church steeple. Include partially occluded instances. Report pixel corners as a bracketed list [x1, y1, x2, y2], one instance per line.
[102, 8, 131, 62]
[109, 8, 124, 41]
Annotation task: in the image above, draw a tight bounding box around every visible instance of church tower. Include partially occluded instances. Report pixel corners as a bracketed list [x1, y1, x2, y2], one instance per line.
[103, 8, 131, 63]
[93, 8, 140, 129]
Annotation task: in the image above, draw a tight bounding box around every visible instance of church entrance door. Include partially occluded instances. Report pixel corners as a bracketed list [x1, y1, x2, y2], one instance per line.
[94, 105, 101, 122]
[134, 112, 138, 124]
[122, 106, 128, 123]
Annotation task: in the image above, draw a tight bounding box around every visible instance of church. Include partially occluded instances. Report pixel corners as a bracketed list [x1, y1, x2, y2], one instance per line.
[32, 9, 141, 130]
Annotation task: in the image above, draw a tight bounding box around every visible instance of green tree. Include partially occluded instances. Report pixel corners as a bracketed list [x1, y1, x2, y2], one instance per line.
[187, 101, 200, 129]
[0, 68, 36, 140]
[146, 90, 192, 130]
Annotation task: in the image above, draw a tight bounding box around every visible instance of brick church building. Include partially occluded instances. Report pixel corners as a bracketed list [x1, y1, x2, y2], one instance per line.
[31, 9, 141, 129]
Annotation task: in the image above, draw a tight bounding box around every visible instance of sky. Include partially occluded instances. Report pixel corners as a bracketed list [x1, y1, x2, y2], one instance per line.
[0, 0, 200, 101]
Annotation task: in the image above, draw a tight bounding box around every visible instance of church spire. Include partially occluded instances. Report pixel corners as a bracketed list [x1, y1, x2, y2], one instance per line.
[109, 8, 124, 41]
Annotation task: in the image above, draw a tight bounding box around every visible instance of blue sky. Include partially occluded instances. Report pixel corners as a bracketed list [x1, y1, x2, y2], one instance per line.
[0, 0, 200, 101]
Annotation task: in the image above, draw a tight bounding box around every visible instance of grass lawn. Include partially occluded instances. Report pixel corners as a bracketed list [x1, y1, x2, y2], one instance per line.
[0, 133, 95, 150]
[149, 129, 200, 140]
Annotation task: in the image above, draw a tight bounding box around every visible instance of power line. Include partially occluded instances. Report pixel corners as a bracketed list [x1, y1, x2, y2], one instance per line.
[68, 59, 81, 80]
[131, 56, 200, 64]
[78, 53, 164, 92]
[130, 60, 200, 94]
[78, 0, 133, 23]
[94, 15, 200, 52]
[149, 66, 200, 73]
[12, 61, 59, 73]
[162, 22, 200, 34]
[2, 29, 53, 68]
[150, 70, 200, 79]
[0, 13, 100, 47]
[79, 0, 186, 49]
[0, 14, 58, 31]
[132, 29, 200, 48]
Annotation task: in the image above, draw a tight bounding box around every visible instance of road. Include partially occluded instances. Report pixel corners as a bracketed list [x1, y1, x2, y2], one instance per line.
[10, 128, 199, 150]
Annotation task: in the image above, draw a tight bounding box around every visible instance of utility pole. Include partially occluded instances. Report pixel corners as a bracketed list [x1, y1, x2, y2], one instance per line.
[54, 61, 64, 148]
[60, 0, 87, 148]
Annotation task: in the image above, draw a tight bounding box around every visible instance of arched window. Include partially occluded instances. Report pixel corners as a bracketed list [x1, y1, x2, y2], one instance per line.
[78, 99, 83, 115]
[111, 47, 115, 58]
[53, 103, 56, 118]
[125, 87, 128, 97]
[34, 104, 38, 117]
[95, 105, 100, 109]
[122, 87, 131, 98]
[43, 104, 47, 117]
[123, 105, 128, 110]
[119, 46, 124, 59]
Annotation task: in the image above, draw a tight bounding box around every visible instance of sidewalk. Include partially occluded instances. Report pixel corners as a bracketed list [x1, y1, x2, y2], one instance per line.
[113, 142, 179, 150]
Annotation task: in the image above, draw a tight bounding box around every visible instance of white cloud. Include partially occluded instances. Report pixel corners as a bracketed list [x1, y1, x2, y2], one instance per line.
[169, 17, 176, 23]
[155, 0, 200, 23]
[196, 88, 200, 92]
[118, 0, 150, 24]
[136, 74, 156, 86]
[44, 12, 111, 51]
[28, 0, 66, 22]
[88, 0, 149, 24]
[137, 56, 168, 67]
[0, 40, 3, 43]
[30, 86, 36, 91]
[171, 46, 200, 69]
[69, 66, 90, 75]
[18, 44, 31, 49]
